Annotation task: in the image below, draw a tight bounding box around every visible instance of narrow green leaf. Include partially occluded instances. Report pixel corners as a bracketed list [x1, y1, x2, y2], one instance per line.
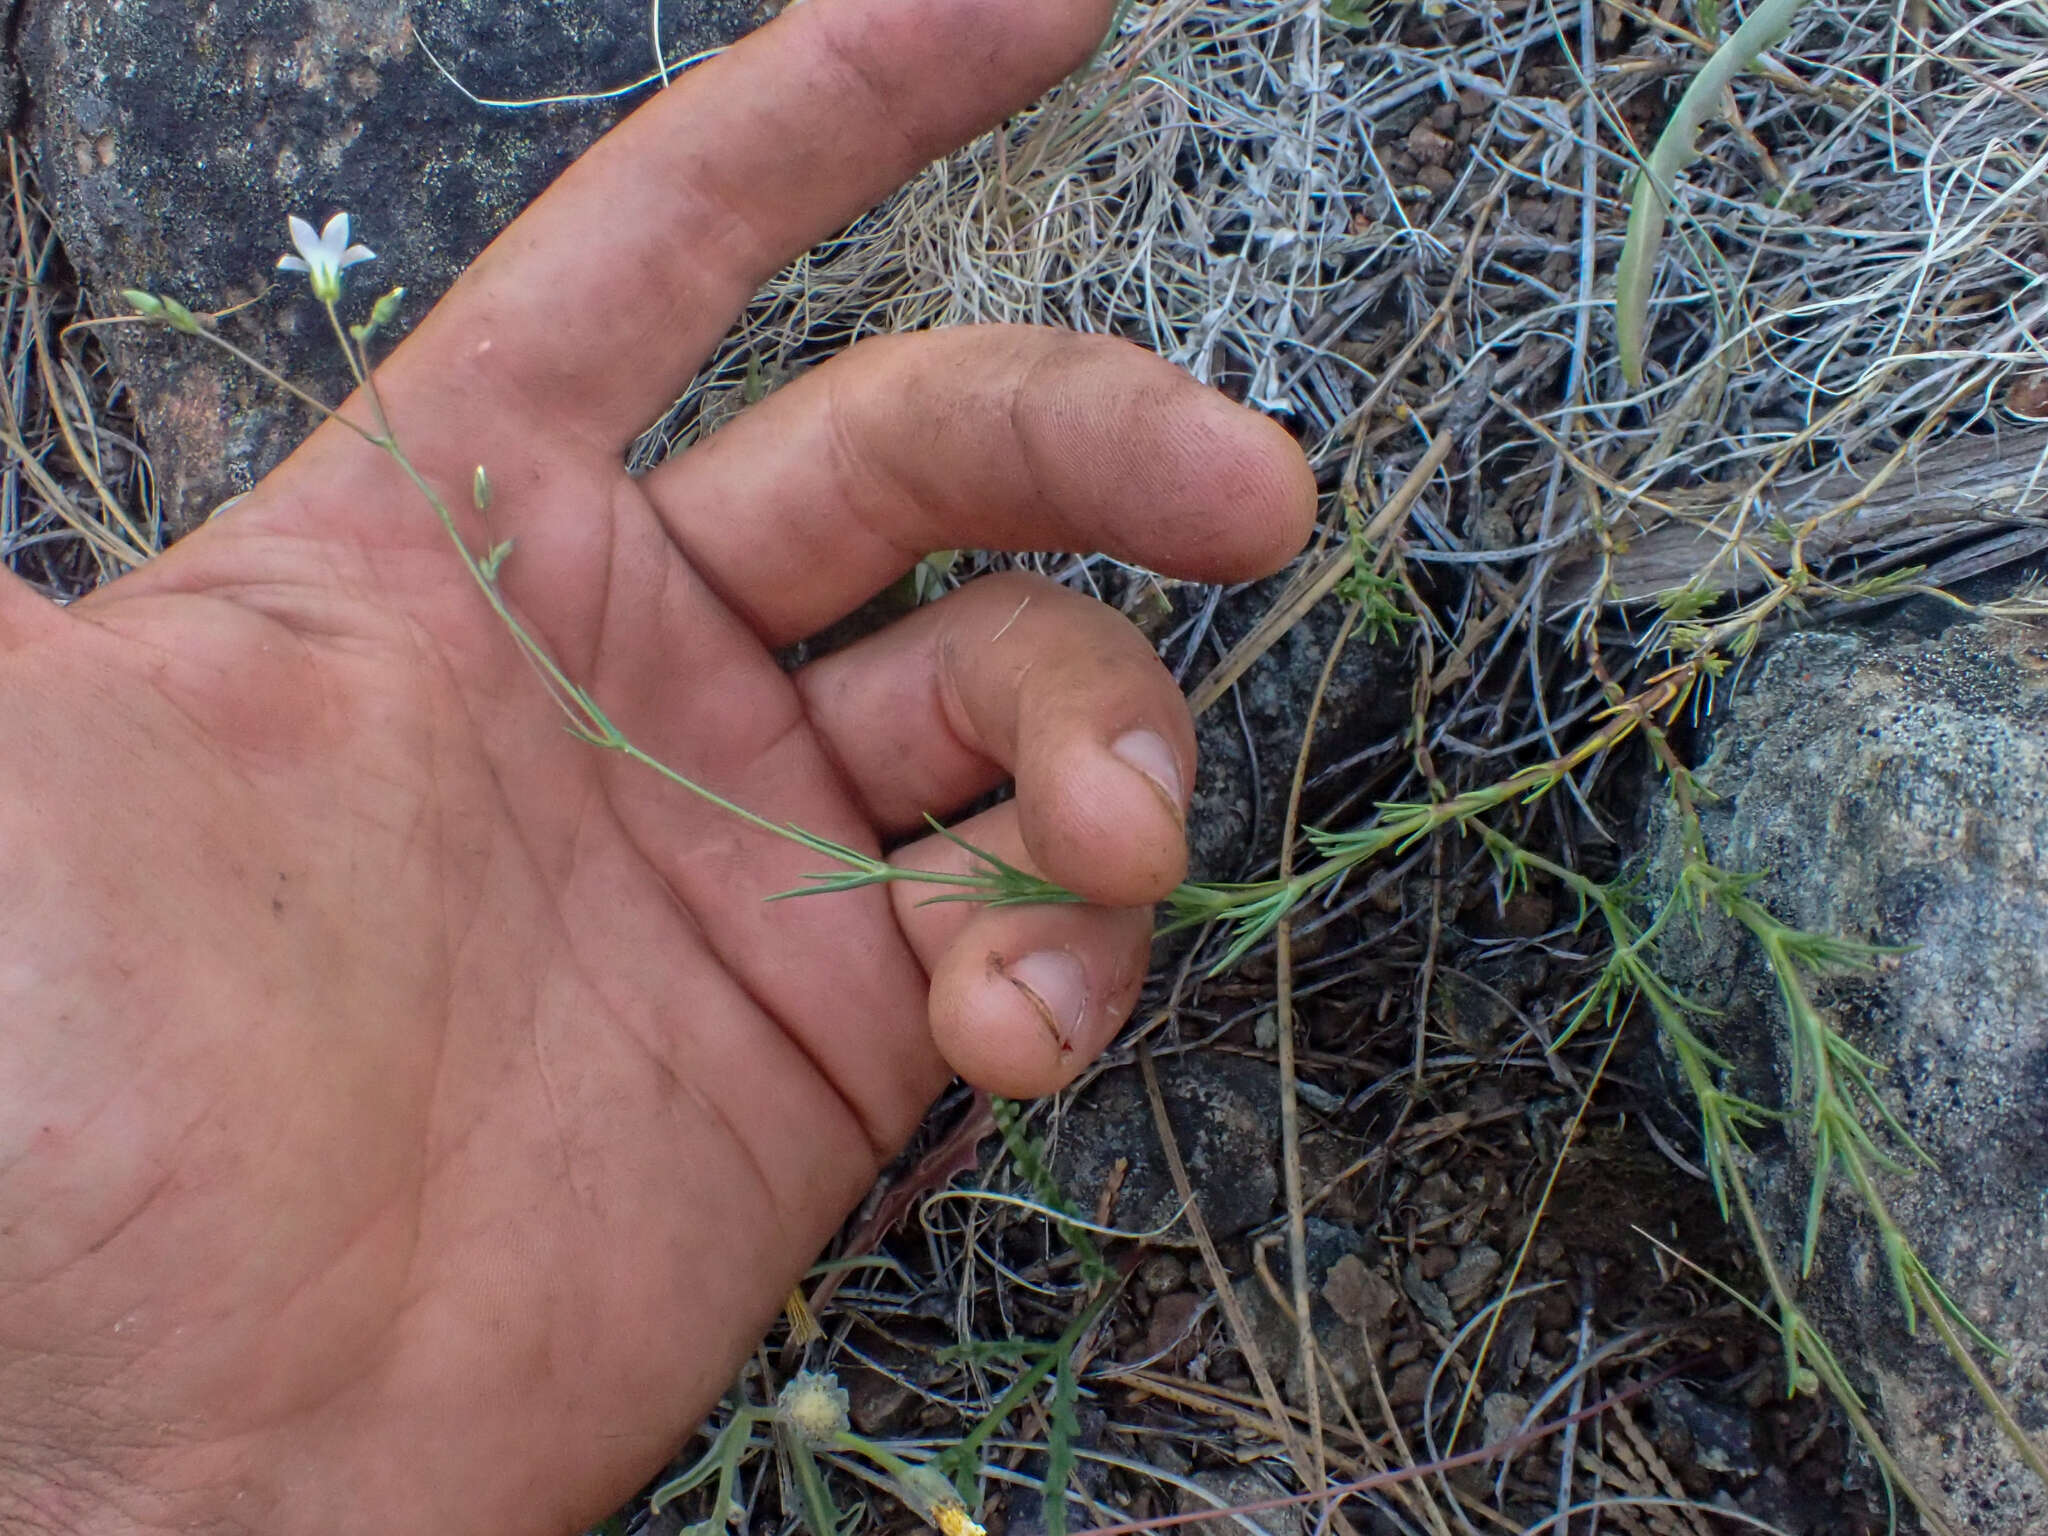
[1615, 0, 1816, 384]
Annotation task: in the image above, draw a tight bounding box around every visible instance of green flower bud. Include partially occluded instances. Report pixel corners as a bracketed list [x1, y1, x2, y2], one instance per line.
[160, 298, 204, 336]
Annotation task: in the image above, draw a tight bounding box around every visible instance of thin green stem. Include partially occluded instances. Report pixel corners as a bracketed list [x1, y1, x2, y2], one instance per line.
[932, 1283, 1119, 1485]
[323, 297, 369, 391]
[166, 302, 1031, 907]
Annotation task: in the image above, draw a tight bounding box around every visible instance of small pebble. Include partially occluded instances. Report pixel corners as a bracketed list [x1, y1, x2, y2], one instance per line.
[1388, 1360, 1434, 1407]
[1482, 1391, 1531, 1449]
[1407, 125, 1455, 168]
[1417, 1245, 1458, 1280]
[847, 1371, 915, 1437]
[1140, 1252, 1188, 1296]
[1139, 1290, 1205, 1370]
[1441, 1244, 1503, 1306]
[1402, 1260, 1459, 1333]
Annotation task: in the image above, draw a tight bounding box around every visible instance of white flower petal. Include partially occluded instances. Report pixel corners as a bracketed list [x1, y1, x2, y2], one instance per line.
[319, 212, 352, 257]
[287, 215, 322, 262]
[339, 244, 376, 268]
[276, 254, 310, 272]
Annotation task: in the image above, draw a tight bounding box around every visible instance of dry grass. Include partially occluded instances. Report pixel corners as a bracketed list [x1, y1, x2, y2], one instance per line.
[0, 147, 161, 598]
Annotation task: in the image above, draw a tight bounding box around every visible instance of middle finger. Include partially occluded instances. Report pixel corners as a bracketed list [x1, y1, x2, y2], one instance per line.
[644, 326, 1317, 647]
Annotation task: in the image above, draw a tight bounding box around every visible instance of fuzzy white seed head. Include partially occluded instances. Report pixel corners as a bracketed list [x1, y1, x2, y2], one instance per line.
[774, 1371, 850, 1444]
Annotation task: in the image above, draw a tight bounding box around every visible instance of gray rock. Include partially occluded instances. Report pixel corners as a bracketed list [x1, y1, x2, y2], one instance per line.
[1433, 969, 1516, 1056]
[1480, 1391, 1530, 1451]
[1320, 1251, 1398, 1353]
[20, 0, 756, 530]
[1399, 1258, 1456, 1335]
[0, 2, 21, 134]
[1180, 1470, 1303, 1536]
[1138, 1251, 1187, 1296]
[1052, 1051, 1279, 1240]
[1231, 1217, 1380, 1409]
[1135, 1288, 1206, 1370]
[1652, 1381, 1759, 1479]
[1647, 618, 2048, 1533]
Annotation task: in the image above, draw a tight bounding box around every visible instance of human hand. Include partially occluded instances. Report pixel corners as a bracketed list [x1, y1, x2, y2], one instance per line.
[0, 0, 1313, 1531]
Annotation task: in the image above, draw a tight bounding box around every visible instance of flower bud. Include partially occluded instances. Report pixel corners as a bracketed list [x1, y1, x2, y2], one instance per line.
[160, 297, 204, 336]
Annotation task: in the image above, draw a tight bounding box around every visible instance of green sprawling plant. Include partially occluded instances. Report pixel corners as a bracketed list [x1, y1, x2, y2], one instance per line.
[1334, 495, 1415, 646]
[924, 1096, 1121, 1536]
[1466, 746, 2048, 1528]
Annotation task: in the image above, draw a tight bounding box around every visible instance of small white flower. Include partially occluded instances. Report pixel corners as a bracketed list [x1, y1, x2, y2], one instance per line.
[276, 212, 375, 302]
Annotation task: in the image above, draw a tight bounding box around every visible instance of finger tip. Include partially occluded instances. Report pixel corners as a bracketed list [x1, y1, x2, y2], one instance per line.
[1199, 403, 1321, 575]
[892, 0, 1120, 109]
[929, 910, 1151, 1098]
[931, 946, 1085, 1099]
[1027, 0, 1124, 84]
[1264, 417, 1324, 555]
[1032, 765, 1188, 907]
[1128, 384, 1317, 584]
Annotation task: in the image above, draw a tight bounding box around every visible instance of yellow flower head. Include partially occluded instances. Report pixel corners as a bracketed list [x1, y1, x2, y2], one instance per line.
[891, 1464, 988, 1536]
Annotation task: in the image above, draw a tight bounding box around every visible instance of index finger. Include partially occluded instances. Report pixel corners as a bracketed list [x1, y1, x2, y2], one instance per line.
[378, 0, 1119, 457]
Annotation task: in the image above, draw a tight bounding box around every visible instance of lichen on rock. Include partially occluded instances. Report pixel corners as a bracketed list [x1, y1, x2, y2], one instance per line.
[1648, 616, 2048, 1534]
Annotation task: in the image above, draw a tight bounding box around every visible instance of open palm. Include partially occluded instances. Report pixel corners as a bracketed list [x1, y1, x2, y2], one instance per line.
[0, 2, 1313, 1532]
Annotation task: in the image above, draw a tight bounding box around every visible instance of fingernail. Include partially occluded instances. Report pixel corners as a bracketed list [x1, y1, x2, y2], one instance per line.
[1005, 950, 1089, 1053]
[1112, 729, 1185, 823]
